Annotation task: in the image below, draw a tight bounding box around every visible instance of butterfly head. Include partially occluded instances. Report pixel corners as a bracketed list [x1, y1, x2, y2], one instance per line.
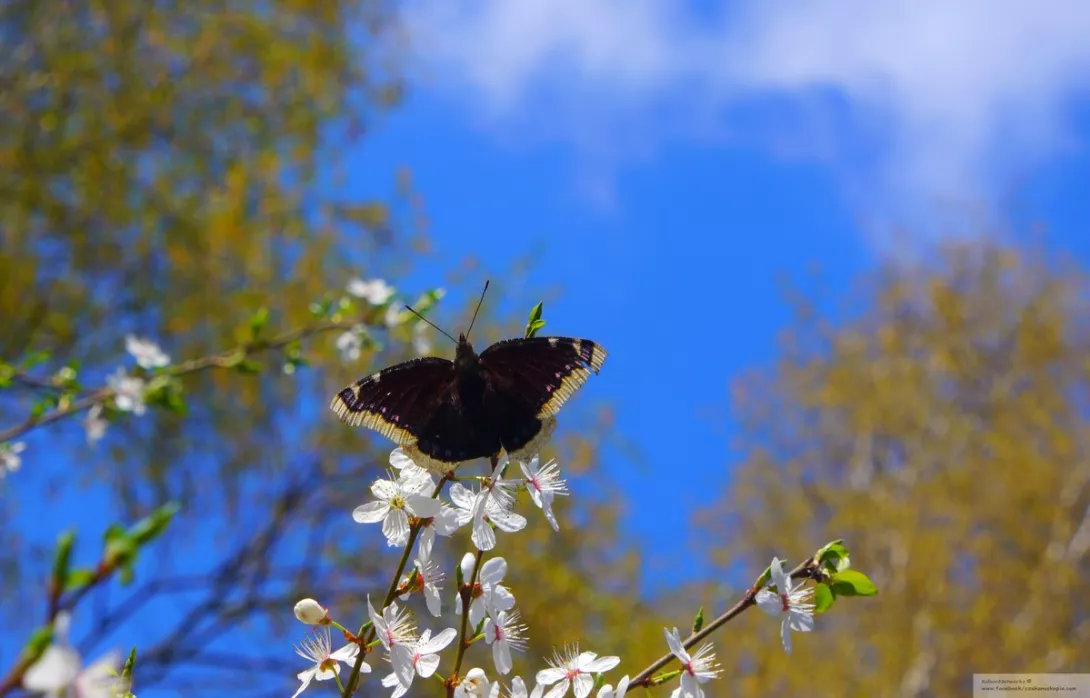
[454, 333, 478, 372]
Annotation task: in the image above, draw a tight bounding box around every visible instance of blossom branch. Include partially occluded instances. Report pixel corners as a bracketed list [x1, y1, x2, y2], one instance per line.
[341, 474, 452, 697]
[629, 557, 817, 689]
[447, 549, 485, 696]
[0, 320, 356, 445]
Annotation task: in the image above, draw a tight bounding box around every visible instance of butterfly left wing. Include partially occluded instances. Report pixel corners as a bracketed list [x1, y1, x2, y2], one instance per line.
[479, 337, 607, 457]
[330, 357, 455, 446]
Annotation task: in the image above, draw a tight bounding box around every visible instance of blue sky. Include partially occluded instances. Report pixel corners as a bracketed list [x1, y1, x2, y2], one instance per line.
[9, 1, 1090, 694]
[355, 0, 1090, 582]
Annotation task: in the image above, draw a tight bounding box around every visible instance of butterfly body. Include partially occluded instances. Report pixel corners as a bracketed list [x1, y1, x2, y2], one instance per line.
[331, 334, 606, 473]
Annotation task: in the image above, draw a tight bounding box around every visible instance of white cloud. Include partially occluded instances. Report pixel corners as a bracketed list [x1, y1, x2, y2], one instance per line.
[401, 0, 1090, 227]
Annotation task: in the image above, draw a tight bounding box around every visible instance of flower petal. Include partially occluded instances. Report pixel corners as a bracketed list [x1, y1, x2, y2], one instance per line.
[472, 516, 497, 551]
[754, 590, 782, 617]
[536, 668, 567, 686]
[392, 643, 417, 688]
[584, 655, 620, 673]
[479, 557, 507, 585]
[372, 479, 399, 501]
[292, 668, 317, 698]
[407, 493, 442, 518]
[573, 673, 595, 698]
[780, 618, 793, 655]
[417, 652, 442, 678]
[493, 637, 513, 675]
[543, 678, 572, 698]
[330, 644, 360, 663]
[489, 509, 527, 533]
[664, 627, 688, 661]
[422, 628, 458, 653]
[383, 508, 411, 547]
[353, 501, 390, 524]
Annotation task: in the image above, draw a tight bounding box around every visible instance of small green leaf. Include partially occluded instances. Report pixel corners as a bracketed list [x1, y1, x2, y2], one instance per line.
[525, 302, 545, 338]
[692, 606, 705, 633]
[21, 349, 51, 370]
[118, 562, 135, 586]
[830, 569, 878, 597]
[122, 646, 137, 680]
[814, 582, 836, 613]
[65, 568, 96, 591]
[52, 531, 75, 589]
[249, 307, 270, 338]
[20, 625, 54, 663]
[235, 358, 264, 374]
[129, 502, 180, 546]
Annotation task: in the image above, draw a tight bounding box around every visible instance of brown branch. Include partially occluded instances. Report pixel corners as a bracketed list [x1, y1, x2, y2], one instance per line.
[629, 557, 817, 689]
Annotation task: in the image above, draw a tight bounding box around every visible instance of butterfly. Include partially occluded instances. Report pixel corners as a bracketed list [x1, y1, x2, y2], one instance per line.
[329, 284, 606, 473]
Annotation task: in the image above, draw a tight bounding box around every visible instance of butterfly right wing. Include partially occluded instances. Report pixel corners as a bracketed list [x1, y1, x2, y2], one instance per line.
[330, 357, 455, 446]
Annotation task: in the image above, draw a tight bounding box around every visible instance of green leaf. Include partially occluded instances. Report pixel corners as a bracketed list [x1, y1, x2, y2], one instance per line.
[830, 569, 878, 597]
[21, 349, 51, 370]
[65, 568, 96, 592]
[129, 502, 180, 546]
[122, 646, 137, 680]
[525, 302, 545, 338]
[52, 531, 75, 589]
[249, 307, 269, 338]
[235, 358, 264, 374]
[692, 606, 705, 633]
[118, 562, 135, 586]
[813, 582, 836, 613]
[20, 625, 54, 663]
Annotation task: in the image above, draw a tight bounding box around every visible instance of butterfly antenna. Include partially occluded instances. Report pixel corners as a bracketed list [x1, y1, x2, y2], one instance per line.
[465, 280, 490, 340]
[404, 305, 457, 344]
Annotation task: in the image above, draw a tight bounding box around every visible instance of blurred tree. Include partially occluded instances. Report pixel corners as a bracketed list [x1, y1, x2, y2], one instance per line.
[0, 3, 641, 695]
[702, 243, 1090, 696]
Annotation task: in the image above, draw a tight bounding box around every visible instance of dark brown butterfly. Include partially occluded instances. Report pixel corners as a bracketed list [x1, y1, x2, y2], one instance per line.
[329, 284, 606, 473]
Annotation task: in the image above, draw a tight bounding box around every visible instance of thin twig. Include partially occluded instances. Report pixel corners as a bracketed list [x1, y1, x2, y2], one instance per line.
[629, 557, 817, 688]
[0, 320, 355, 445]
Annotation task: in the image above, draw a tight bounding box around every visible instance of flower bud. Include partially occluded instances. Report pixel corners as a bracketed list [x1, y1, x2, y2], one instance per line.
[293, 598, 327, 625]
[460, 553, 476, 584]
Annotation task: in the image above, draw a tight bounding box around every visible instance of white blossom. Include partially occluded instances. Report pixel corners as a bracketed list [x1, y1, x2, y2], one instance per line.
[401, 534, 446, 617]
[294, 598, 328, 625]
[597, 676, 630, 698]
[455, 668, 493, 698]
[510, 677, 544, 698]
[450, 475, 526, 552]
[368, 596, 417, 652]
[353, 472, 441, 547]
[125, 335, 170, 369]
[755, 557, 815, 655]
[383, 628, 457, 697]
[456, 556, 516, 629]
[413, 322, 433, 355]
[536, 646, 620, 698]
[84, 404, 108, 445]
[347, 278, 395, 305]
[483, 609, 528, 675]
[1, 441, 26, 478]
[385, 304, 407, 328]
[664, 628, 720, 698]
[107, 368, 147, 416]
[292, 626, 362, 698]
[336, 326, 366, 362]
[519, 456, 568, 531]
[23, 612, 123, 698]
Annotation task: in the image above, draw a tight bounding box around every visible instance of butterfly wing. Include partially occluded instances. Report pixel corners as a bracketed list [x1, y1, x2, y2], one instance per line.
[479, 337, 607, 456]
[330, 356, 501, 472]
[330, 357, 455, 445]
